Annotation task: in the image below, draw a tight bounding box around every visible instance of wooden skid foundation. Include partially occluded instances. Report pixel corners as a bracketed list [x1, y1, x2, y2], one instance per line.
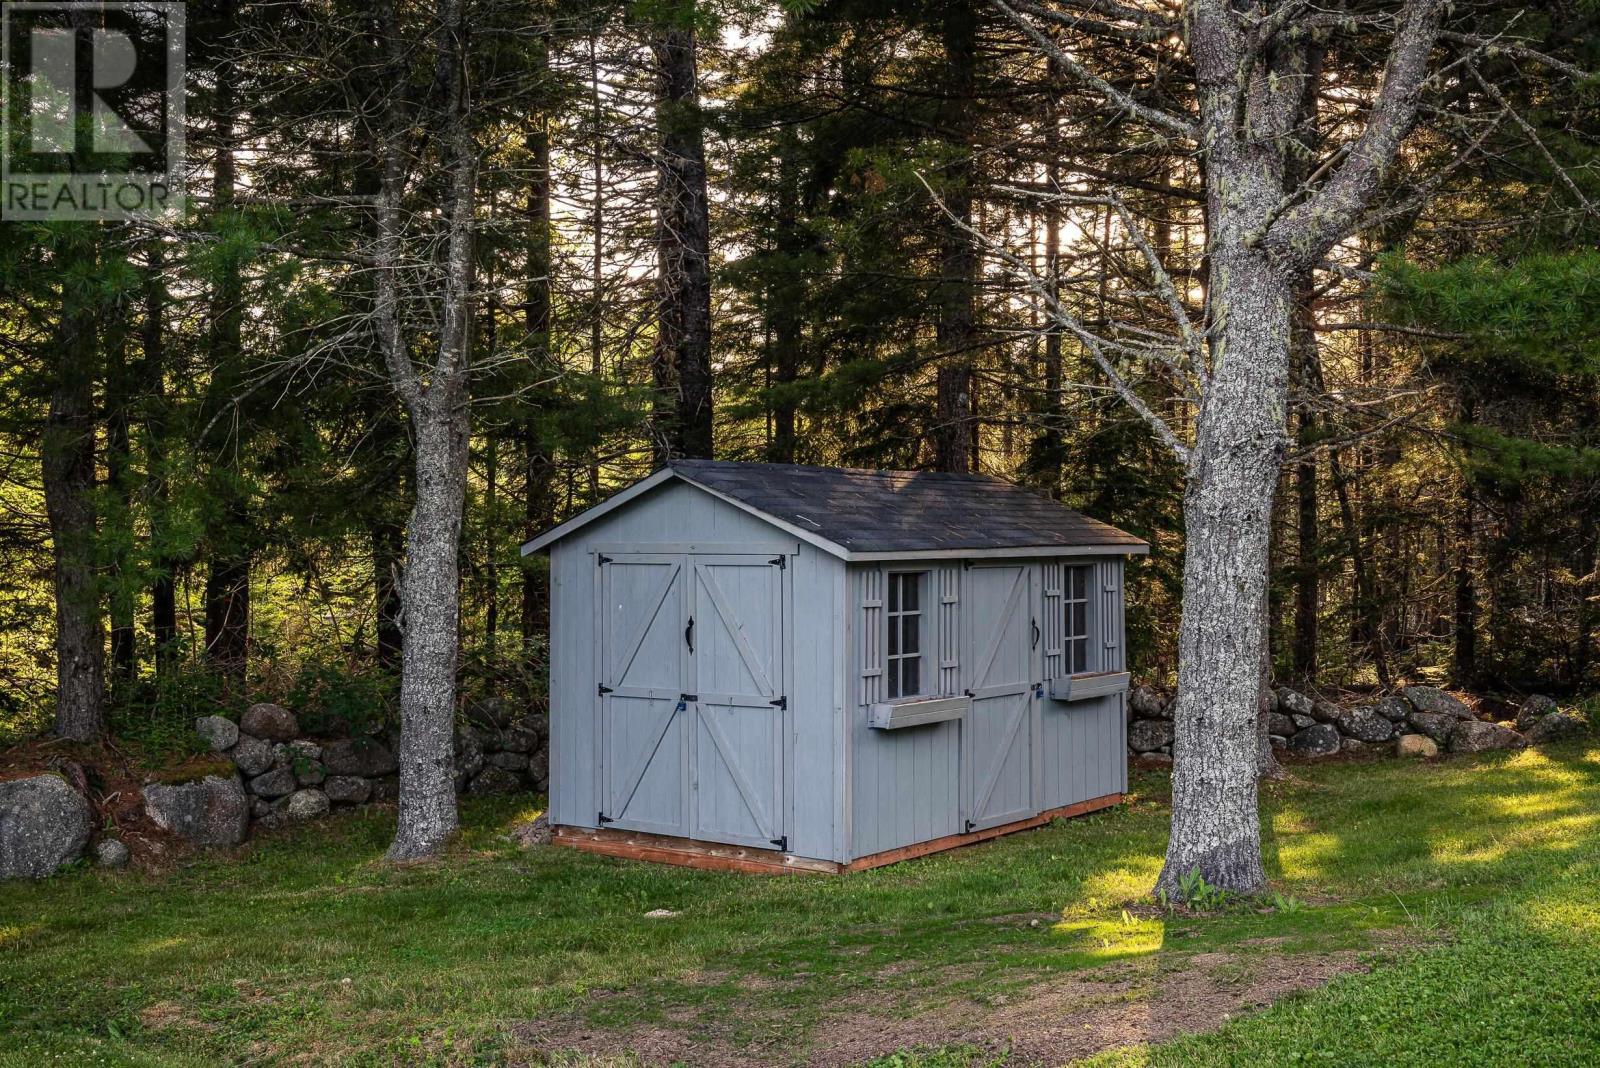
[551, 793, 1122, 875]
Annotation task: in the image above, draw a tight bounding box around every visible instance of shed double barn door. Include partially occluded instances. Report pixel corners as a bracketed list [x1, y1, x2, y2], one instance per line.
[597, 553, 786, 849]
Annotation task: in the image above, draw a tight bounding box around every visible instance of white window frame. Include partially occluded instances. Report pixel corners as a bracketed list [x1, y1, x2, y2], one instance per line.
[885, 569, 930, 700]
[1064, 564, 1093, 675]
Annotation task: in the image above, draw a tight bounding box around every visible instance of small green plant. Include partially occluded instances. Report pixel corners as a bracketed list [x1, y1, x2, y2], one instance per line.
[1267, 890, 1304, 913]
[1160, 866, 1236, 911]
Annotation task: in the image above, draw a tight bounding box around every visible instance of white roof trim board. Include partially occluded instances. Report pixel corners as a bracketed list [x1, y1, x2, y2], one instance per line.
[522, 461, 1150, 560]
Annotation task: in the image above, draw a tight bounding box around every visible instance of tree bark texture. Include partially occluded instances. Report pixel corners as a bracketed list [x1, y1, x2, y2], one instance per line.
[650, 10, 713, 462]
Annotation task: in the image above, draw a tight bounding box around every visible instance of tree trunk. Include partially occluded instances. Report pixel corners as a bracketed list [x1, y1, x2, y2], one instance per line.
[1291, 285, 1320, 683]
[1453, 476, 1478, 686]
[523, 84, 555, 655]
[650, 6, 713, 462]
[933, 1, 978, 475]
[143, 242, 179, 668]
[1157, 243, 1289, 896]
[203, 4, 250, 685]
[44, 242, 106, 742]
[390, 408, 470, 859]
[105, 265, 137, 682]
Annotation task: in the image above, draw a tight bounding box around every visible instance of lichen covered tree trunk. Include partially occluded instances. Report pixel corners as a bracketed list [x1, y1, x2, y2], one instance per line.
[388, 408, 469, 859]
[1158, 242, 1291, 894]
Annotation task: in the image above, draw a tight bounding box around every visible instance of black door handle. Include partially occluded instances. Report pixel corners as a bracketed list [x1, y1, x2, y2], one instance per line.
[1031, 618, 1040, 650]
[685, 616, 695, 654]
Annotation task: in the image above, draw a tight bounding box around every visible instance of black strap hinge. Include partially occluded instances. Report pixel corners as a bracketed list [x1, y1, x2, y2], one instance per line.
[769, 555, 787, 569]
[598, 812, 614, 825]
[680, 693, 698, 702]
[770, 696, 787, 710]
[964, 819, 975, 833]
[598, 684, 613, 696]
[770, 835, 788, 851]
[597, 553, 612, 566]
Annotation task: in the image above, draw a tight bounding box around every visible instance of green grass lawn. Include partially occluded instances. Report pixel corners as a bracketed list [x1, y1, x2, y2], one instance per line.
[3, 743, 1599, 1067]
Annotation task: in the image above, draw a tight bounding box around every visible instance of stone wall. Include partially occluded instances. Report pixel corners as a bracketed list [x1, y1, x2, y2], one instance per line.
[178, 702, 548, 837]
[1127, 683, 1589, 763]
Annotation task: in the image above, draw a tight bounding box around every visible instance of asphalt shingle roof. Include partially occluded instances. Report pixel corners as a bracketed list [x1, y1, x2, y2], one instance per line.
[669, 460, 1146, 554]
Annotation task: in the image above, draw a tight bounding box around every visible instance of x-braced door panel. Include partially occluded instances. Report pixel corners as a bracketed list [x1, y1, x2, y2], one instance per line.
[688, 556, 786, 850]
[964, 563, 1040, 831]
[598, 555, 689, 836]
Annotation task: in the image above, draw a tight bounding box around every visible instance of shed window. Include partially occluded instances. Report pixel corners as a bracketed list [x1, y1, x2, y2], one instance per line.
[886, 571, 927, 699]
[1064, 565, 1092, 673]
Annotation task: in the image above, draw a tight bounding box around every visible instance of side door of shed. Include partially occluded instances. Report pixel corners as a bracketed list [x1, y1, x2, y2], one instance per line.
[963, 562, 1041, 831]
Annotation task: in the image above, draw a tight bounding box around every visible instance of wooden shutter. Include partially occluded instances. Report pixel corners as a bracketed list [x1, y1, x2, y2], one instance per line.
[938, 564, 961, 695]
[858, 567, 884, 706]
[1097, 557, 1124, 672]
[1041, 561, 1064, 679]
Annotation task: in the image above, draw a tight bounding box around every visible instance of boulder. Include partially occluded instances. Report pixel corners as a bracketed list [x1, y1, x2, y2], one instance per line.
[1396, 734, 1440, 758]
[289, 739, 323, 761]
[230, 734, 274, 777]
[294, 760, 326, 787]
[0, 775, 91, 879]
[1267, 712, 1296, 738]
[1291, 713, 1317, 731]
[1528, 710, 1588, 746]
[454, 728, 485, 786]
[486, 751, 530, 772]
[324, 776, 372, 804]
[369, 776, 400, 802]
[1375, 696, 1412, 722]
[1127, 718, 1175, 753]
[527, 751, 549, 792]
[194, 715, 239, 752]
[247, 767, 298, 799]
[1403, 685, 1474, 720]
[1129, 685, 1169, 720]
[240, 702, 299, 742]
[1310, 699, 1341, 724]
[1516, 695, 1560, 731]
[1287, 723, 1341, 758]
[1336, 705, 1396, 743]
[467, 766, 524, 795]
[285, 789, 330, 821]
[323, 737, 398, 777]
[1275, 687, 1314, 718]
[1449, 719, 1526, 754]
[501, 726, 539, 754]
[1140, 752, 1175, 766]
[1408, 711, 1456, 745]
[94, 839, 131, 869]
[1340, 737, 1371, 754]
[465, 698, 512, 730]
[142, 775, 248, 849]
[1269, 734, 1289, 750]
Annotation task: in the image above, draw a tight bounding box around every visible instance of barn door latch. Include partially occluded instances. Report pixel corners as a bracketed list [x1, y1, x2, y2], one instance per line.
[770, 835, 788, 851]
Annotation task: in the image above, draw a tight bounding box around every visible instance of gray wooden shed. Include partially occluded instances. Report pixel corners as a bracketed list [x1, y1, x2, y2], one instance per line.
[521, 461, 1147, 874]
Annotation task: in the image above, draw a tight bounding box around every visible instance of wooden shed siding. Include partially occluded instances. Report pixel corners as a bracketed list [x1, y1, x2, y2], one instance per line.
[1040, 556, 1127, 807]
[848, 562, 963, 859]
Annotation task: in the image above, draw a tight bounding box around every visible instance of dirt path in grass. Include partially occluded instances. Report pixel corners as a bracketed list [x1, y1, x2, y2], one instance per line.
[512, 943, 1381, 1066]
